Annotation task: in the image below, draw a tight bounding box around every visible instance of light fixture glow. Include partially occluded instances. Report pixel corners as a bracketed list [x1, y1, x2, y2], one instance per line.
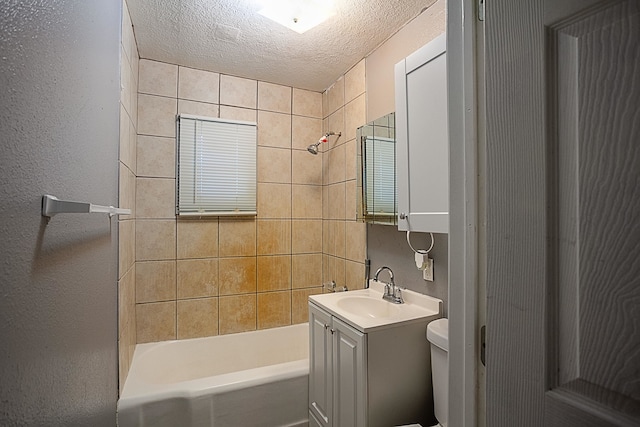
[258, 0, 336, 34]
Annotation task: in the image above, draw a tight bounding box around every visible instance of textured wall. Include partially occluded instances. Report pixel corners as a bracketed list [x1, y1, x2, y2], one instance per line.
[0, 1, 121, 425]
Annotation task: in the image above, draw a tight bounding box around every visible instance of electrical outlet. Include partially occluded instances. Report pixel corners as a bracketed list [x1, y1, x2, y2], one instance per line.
[423, 258, 434, 281]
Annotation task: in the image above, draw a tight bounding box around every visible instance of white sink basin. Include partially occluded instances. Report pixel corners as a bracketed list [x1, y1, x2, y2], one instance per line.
[336, 296, 402, 319]
[309, 280, 442, 332]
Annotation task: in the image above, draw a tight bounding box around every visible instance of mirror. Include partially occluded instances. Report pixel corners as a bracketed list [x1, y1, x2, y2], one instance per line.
[356, 112, 397, 225]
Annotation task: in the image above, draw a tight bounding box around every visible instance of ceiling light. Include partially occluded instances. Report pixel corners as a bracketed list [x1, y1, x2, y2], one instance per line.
[258, 0, 336, 34]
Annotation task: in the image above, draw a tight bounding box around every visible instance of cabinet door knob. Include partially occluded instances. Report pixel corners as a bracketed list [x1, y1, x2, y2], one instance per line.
[330, 328, 335, 334]
[399, 212, 407, 220]
[324, 324, 330, 330]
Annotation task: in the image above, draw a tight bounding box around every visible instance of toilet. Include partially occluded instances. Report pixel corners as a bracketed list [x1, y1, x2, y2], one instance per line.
[427, 318, 448, 427]
[398, 317, 449, 427]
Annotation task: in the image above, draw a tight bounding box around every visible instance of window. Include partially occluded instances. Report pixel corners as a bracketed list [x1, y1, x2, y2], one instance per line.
[362, 135, 396, 217]
[177, 114, 257, 216]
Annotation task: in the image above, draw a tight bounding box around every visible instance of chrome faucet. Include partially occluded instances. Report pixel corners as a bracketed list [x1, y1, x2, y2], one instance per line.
[374, 266, 404, 304]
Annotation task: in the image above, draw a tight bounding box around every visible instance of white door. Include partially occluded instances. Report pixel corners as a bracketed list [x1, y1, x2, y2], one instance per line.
[485, 0, 640, 425]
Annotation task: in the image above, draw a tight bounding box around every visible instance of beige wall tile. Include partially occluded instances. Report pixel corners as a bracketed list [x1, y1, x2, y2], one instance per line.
[219, 105, 257, 122]
[328, 144, 346, 185]
[177, 298, 219, 339]
[327, 108, 345, 150]
[128, 113, 137, 172]
[329, 256, 346, 289]
[292, 220, 322, 254]
[118, 265, 136, 347]
[120, 105, 132, 169]
[345, 221, 367, 262]
[138, 94, 177, 137]
[345, 60, 366, 103]
[219, 257, 257, 295]
[322, 185, 330, 219]
[292, 115, 323, 151]
[257, 147, 291, 183]
[119, 163, 136, 220]
[322, 220, 332, 256]
[257, 291, 291, 329]
[258, 110, 291, 149]
[345, 94, 366, 142]
[136, 178, 175, 219]
[137, 135, 175, 178]
[257, 183, 291, 219]
[120, 54, 132, 117]
[219, 294, 256, 334]
[292, 287, 322, 324]
[292, 185, 322, 219]
[119, 220, 135, 276]
[331, 220, 346, 258]
[345, 260, 365, 290]
[139, 60, 178, 98]
[322, 90, 329, 119]
[328, 182, 346, 220]
[178, 66, 219, 104]
[136, 260, 176, 303]
[293, 88, 322, 118]
[177, 99, 219, 118]
[326, 77, 344, 116]
[292, 150, 322, 185]
[292, 254, 323, 289]
[257, 220, 291, 255]
[258, 81, 291, 114]
[257, 255, 291, 292]
[136, 301, 176, 343]
[177, 258, 218, 298]
[177, 220, 219, 259]
[136, 220, 176, 261]
[345, 180, 357, 221]
[345, 139, 357, 182]
[220, 75, 257, 109]
[218, 219, 256, 257]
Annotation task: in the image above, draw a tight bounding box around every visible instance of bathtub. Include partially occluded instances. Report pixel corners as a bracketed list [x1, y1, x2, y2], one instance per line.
[118, 323, 309, 427]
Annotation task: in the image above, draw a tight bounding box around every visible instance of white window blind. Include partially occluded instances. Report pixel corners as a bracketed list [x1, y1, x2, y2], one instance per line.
[363, 136, 396, 216]
[177, 114, 257, 216]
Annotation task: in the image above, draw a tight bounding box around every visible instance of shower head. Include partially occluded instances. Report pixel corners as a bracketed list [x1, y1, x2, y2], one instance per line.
[306, 131, 341, 155]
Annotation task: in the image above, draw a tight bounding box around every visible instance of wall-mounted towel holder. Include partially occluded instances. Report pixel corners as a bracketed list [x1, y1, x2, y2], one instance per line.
[42, 195, 131, 218]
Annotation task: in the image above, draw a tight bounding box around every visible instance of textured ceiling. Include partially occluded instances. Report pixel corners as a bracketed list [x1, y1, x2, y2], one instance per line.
[126, 0, 437, 92]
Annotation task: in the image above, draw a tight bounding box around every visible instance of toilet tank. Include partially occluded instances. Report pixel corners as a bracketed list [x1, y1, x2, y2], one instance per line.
[427, 318, 448, 426]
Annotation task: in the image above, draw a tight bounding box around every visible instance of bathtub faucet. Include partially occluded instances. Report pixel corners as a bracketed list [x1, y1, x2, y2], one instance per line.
[374, 266, 404, 304]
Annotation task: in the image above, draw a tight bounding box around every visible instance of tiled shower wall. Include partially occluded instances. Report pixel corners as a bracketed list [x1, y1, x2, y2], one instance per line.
[118, 0, 139, 392]
[133, 60, 338, 343]
[322, 60, 368, 291]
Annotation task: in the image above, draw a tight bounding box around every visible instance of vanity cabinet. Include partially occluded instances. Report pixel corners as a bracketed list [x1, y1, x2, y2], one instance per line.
[395, 33, 449, 233]
[309, 303, 366, 427]
[308, 301, 434, 427]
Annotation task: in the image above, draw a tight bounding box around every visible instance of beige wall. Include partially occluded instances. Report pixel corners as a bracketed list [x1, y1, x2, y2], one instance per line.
[133, 59, 336, 343]
[118, 0, 139, 394]
[321, 61, 368, 291]
[366, 0, 446, 121]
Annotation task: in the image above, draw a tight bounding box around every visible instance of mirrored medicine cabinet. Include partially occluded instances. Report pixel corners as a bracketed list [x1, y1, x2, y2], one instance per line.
[356, 112, 397, 225]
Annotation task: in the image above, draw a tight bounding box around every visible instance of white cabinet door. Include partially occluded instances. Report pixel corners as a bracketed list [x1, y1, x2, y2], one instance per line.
[395, 33, 449, 233]
[309, 304, 333, 427]
[332, 317, 367, 427]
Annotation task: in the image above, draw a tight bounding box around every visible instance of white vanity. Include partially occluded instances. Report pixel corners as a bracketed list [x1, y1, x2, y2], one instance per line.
[308, 281, 442, 427]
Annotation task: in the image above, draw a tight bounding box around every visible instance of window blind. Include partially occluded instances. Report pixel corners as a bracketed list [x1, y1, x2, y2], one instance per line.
[177, 114, 257, 216]
[363, 136, 396, 216]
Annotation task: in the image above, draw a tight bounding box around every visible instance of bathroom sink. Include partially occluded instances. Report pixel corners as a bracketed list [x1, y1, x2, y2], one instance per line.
[309, 280, 442, 332]
[335, 296, 402, 319]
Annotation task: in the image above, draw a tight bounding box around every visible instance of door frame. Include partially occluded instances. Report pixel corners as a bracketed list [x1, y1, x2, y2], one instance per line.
[447, 0, 484, 426]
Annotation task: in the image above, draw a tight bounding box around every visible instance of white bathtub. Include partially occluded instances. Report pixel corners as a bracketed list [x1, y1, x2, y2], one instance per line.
[117, 323, 309, 427]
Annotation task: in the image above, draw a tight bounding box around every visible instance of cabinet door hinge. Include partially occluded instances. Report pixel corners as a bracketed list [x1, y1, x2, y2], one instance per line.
[478, 0, 485, 21]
